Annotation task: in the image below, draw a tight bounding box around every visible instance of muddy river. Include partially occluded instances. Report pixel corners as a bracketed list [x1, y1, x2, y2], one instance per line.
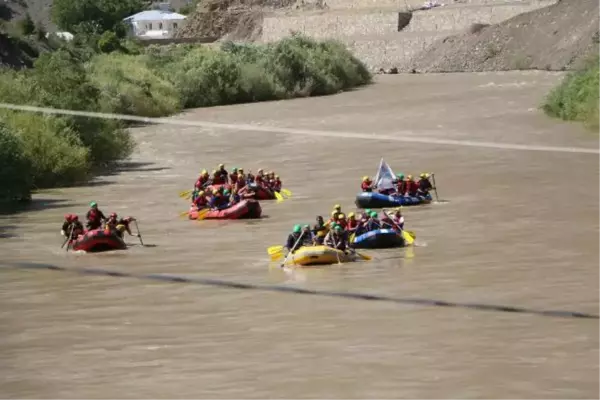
[0, 72, 598, 398]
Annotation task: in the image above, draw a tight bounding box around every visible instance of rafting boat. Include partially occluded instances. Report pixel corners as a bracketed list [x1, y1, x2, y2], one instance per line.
[351, 228, 405, 249]
[70, 228, 127, 253]
[355, 192, 432, 209]
[188, 199, 262, 220]
[284, 245, 365, 267]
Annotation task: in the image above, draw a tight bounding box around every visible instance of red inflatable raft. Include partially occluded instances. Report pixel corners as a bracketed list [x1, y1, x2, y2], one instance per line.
[239, 184, 276, 200]
[188, 199, 262, 220]
[70, 228, 127, 252]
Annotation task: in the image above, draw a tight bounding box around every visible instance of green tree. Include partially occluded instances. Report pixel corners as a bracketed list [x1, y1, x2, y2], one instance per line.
[0, 123, 32, 203]
[19, 12, 35, 35]
[97, 30, 121, 53]
[51, 0, 147, 33]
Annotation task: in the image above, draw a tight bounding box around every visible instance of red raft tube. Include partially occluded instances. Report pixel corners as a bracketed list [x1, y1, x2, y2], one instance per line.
[70, 228, 127, 252]
[188, 199, 262, 220]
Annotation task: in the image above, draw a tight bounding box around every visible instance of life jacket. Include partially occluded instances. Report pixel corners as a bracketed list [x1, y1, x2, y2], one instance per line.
[194, 195, 208, 208]
[87, 209, 101, 223]
[273, 179, 282, 191]
[230, 173, 238, 185]
[212, 175, 224, 185]
[361, 181, 372, 192]
[407, 180, 419, 195]
[347, 219, 359, 231]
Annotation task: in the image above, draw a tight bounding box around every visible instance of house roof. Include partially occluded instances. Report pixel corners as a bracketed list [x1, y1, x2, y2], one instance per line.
[124, 10, 187, 22]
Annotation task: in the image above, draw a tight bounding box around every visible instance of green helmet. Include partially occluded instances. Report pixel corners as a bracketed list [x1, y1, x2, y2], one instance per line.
[303, 224, 310, 229]
[370, 211, 378, 218]
[223, 189, 230, 195]
[293, 224, 301, 233]
[397, 173, 405, 179]
[232, 167, 238, 172]
[365, 208, 372, 215]
[334, 225, 343, 232]
[90, 201, 97, 207]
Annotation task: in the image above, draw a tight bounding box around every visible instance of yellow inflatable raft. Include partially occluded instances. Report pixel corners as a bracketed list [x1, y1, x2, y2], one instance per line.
[284, 245, 366, 267]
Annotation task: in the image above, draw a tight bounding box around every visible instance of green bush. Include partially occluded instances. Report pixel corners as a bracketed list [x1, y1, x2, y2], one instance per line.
[0, 34, 370, 204]
[1, 112, 90, 187]
[87, 53, 182, 117]
[51, 0, 145, 33]
[97, 30, 120, 53]
[543, 55, 599, 131]
[19, 13, 35, 35]
[0, 123, 32, 202]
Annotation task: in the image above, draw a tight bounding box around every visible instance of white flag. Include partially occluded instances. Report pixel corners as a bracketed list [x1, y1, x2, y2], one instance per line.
[373, 158, 396, 191]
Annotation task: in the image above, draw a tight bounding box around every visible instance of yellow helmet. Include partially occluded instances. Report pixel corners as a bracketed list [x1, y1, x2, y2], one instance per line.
[218, 163, 224, 168]
[407, 175, 413, 179]
[338, 213, 346, 219]
[239, 168, 244, 172]
[258, 168, 264, 173]
[331, 211, 337, 217]
[333, 204, 341, 210]
[201, 169, 207, 175]
[348, 212, 355, 218]
[317, 230, 326, 237]
[275, 175, 279, 179]
[212, 169, 217, 175]
[198, 191, 205, 196]
[362, 176, 369, 182]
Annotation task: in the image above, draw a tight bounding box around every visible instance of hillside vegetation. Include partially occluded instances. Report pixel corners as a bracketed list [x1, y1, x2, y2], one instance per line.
[0, 35, 371, 204]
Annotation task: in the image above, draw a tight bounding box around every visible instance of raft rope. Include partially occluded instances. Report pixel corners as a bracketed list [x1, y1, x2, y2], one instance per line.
[2, 262, 598, 321]
[0, 103, 598, 155]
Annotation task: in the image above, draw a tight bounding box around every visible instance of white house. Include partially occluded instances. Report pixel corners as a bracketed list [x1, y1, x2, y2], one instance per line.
[123, 10, 187, 39]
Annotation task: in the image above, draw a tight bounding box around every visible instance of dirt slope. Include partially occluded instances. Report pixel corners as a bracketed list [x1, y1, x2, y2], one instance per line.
[411, 0, 599, 72]
[175, 0, 324, 40]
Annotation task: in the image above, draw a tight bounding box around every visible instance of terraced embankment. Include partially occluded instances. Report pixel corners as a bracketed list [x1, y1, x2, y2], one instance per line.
[260, 0, 556, 69]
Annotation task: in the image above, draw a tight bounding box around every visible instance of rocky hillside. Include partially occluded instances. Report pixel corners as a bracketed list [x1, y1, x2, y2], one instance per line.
[175, 0, 324, 40]
[410, 0, 599, 72]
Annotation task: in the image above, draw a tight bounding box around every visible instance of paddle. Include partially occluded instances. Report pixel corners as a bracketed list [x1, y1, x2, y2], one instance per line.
[133, 219, 144, 246]
[281, 189, 292, 197]
[280, 231, 305, 268]
[179, 189, 192, 199]
[431, 173, 439, 202]
[382, 209, 414, 246]
[64, 224, 74, 252]
[179, 210, 190, 218]
[194, 208, 210, 221]
[274, 191, 284, 202]
[268, 245, 284, 255]
[61, 224, 74, 250]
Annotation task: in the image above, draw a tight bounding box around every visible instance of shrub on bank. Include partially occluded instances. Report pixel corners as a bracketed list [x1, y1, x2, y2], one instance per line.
[0, 34, 369, 204]
[0, 123, 32, 203]
[543, 55, 599, 131]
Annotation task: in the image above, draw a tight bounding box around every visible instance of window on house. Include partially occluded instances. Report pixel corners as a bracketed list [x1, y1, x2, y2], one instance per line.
[148, 23, 153, 30]
[173, 23, 178, 29]
[159, 22, 163, 29]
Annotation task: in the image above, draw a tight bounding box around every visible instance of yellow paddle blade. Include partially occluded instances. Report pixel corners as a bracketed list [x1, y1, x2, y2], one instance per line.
[179, 210, 190, 218]
[349, 233, 356, 243]
[406, 230, 416, 239]
[356, 251, 372, 261]
[195, 208, 210, 221]
[267, 245, 284, 255]
[281, 189, 292, 197]
[402, 230, 415, 246]
[274, 192, 284, 201]
[270, 252, 284, 261]
[179, 189, 192, 198]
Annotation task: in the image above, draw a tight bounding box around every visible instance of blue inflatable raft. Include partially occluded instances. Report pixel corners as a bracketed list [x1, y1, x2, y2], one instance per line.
[351, 228, 405, 249]
[355, 192, 432, 209]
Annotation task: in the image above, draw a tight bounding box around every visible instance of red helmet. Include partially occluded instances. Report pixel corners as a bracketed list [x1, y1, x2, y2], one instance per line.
[72, 215, 79, 221]
[65, 213, 71, 221]
[110, 212, 117, 219]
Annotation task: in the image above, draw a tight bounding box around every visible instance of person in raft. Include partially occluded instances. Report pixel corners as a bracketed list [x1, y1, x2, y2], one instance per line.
[361, 176, 374, 192]
[284, 224, 305, 254]
[324, 224, 348, 252]
[209, 187, 230, 210]
[105, 213, 139, 239]
[216, 164, 228, 182]
[86, 202, 106, 230]
[417, 173, 433, 195]
[61, 214, 84, 239]
[195, 170, 210, 191]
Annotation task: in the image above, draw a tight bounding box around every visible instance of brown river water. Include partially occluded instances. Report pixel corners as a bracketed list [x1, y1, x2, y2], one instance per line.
[0, 72, 598, 398]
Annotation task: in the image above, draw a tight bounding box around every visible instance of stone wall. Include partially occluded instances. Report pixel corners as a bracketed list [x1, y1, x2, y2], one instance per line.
[260, 0, 557, 69]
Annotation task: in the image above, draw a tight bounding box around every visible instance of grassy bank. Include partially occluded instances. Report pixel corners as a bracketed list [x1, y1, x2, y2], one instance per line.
[542, 55, 599, 131]
[0, 35, 371, 204]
